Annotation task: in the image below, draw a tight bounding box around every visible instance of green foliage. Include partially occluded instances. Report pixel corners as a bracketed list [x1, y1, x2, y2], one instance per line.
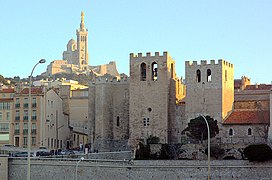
[183, 116, 219, 141]
[0, 75, 9, 85]
[135, 142, 150, 160]
[147, 135, 160, 144]
[244, 144, 272, 162]
[205, 145, 225, 159]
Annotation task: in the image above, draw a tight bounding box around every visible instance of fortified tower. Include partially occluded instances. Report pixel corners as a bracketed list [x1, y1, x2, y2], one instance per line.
[129, 52, 177, 145]
[185, 60, 234, 123]
[89, 77, 130, 151]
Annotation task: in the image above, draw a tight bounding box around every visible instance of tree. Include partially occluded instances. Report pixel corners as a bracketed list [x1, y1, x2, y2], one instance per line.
[244, 144, 272, 162]
[183, 116, 219, 141]
[147, 135, 160, 144]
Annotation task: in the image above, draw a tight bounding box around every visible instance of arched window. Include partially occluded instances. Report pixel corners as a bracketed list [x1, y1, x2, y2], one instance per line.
[196, 69, 201, 83]
[248, 128, 252, 135]
[116, 116, 120, 127]
[140, 63, 147, 81]
[229, 128, 233, 136]
[207, 69, 212, 82]
[152, 62, 158, 81]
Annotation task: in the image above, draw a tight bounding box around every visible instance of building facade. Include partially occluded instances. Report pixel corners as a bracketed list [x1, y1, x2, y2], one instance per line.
[0, 89, 14, 146]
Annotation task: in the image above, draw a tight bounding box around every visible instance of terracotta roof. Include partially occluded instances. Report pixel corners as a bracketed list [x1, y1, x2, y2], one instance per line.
[20, 87, 43, 95]
[0, 89, 15, 93]
[223, 110, 270, 125]
[244, 84, 272, 91]
[0, 98, 13, 102]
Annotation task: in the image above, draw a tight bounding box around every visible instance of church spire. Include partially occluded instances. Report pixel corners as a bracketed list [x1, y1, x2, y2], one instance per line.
[80, 11, 85, 30]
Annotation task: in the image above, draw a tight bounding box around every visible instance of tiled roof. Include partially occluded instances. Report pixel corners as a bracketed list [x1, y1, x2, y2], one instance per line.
[0, 89, 15, 93]
[223, 110, 270, 125]
[0, 98, 13, 102]
[20, 87, 43, 95]
[244, 84, 272, 91]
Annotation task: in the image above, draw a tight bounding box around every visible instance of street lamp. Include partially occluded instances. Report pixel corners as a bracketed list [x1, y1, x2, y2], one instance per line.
[198, 114, 211, 180]
[27, 59, 46, 180]
[75, 157, 84, 180]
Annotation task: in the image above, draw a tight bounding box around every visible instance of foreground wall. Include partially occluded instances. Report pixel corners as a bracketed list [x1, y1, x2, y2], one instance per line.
[7, 158, 272, 180]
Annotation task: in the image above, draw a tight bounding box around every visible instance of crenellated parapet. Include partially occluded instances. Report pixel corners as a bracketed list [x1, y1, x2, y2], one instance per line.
[185, 59, 234, 68]
[130, 51, 169, 60]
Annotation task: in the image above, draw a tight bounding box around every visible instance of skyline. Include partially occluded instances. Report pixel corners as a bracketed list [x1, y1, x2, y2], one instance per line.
[0, 0, 271, 84]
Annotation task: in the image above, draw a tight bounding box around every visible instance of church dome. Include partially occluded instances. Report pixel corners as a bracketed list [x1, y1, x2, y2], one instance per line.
[67, 38, 77, 51]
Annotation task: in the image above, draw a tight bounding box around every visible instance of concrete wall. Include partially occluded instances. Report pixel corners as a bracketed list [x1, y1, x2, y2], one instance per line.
[0, 157, 8, 180]
[7, 158, 272, 180]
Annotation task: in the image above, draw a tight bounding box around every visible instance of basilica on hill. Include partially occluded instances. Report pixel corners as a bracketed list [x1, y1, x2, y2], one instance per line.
[45, 12, 119, 78]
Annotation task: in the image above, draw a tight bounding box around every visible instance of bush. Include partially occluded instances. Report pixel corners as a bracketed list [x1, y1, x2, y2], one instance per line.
[244, 144, 272, 162]
[205, 145, 225, 159]
[147, 135, 160, 144]
[135, 142, 150, 160]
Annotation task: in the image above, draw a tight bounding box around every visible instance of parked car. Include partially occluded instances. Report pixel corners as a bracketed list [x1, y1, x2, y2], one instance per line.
[34, 150, 51, 157]
[14, 151, 33, 157]
[60, 149, 75, 155]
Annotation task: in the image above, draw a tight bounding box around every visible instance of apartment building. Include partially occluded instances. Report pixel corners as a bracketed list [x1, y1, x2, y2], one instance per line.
[0, 88, 14, 146]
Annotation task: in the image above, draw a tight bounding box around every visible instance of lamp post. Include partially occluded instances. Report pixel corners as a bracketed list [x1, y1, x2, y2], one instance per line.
[199, 114, 211, 180]
[27, 59, 46, 180]
[75, 157, 84, 180]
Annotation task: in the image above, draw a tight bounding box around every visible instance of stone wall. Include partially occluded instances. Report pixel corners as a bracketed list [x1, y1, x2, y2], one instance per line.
[7, 158, 272, 180]
[89, 78, 129, 152]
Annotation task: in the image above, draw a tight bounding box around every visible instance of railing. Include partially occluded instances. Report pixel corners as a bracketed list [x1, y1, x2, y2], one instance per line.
[15, 104, 20, 108]
[15, 116, 20, 121]
[23, 116, 28, 121]
[23, 129, 28, 135]
[32, 103, 37, 108]
[23, 103, 28, 108]
[14, 130, 20, 135]
[31, 130, 37, 135]
[32, 116, 37, 121]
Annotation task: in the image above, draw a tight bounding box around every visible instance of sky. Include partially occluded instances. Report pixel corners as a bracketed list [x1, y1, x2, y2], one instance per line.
[0, 0, 271, 84]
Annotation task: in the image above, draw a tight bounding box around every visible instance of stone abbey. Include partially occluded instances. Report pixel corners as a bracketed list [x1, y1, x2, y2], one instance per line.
[43, 12, 272, 152]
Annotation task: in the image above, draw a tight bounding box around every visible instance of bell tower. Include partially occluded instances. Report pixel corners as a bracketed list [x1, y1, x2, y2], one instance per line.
[76, 11, 89, 70]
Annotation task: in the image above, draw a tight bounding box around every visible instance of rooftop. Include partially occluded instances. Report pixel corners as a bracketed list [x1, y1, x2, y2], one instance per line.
[223, 110, 270, 125]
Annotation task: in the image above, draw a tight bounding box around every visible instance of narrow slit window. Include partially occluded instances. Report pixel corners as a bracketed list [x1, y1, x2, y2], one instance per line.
[248, 128, 252, 135]
[196, 69, 201, 83]
[140, 63, 147, 81]
[229, 128, 233, 136]
[117, 116, 120, 127]
[207, 69, 211, 82]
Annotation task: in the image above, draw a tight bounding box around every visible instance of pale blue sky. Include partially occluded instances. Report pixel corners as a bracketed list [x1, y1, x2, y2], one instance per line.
[0, 0, 271, 84]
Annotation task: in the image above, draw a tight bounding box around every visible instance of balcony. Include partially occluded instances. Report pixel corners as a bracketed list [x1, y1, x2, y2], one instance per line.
[31, 129, 37, 135]
[23, 116, 28, 121]
[15, 104, 20, 108]
[23, 103, 28, 108]
[15, 116, 20, 121]
[23, 129, 28, 135]
[32, 116, 37, 121]
[0, 128, 9, 132]
[14, 130, 20, 135]
[32, 103, 37, 108]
